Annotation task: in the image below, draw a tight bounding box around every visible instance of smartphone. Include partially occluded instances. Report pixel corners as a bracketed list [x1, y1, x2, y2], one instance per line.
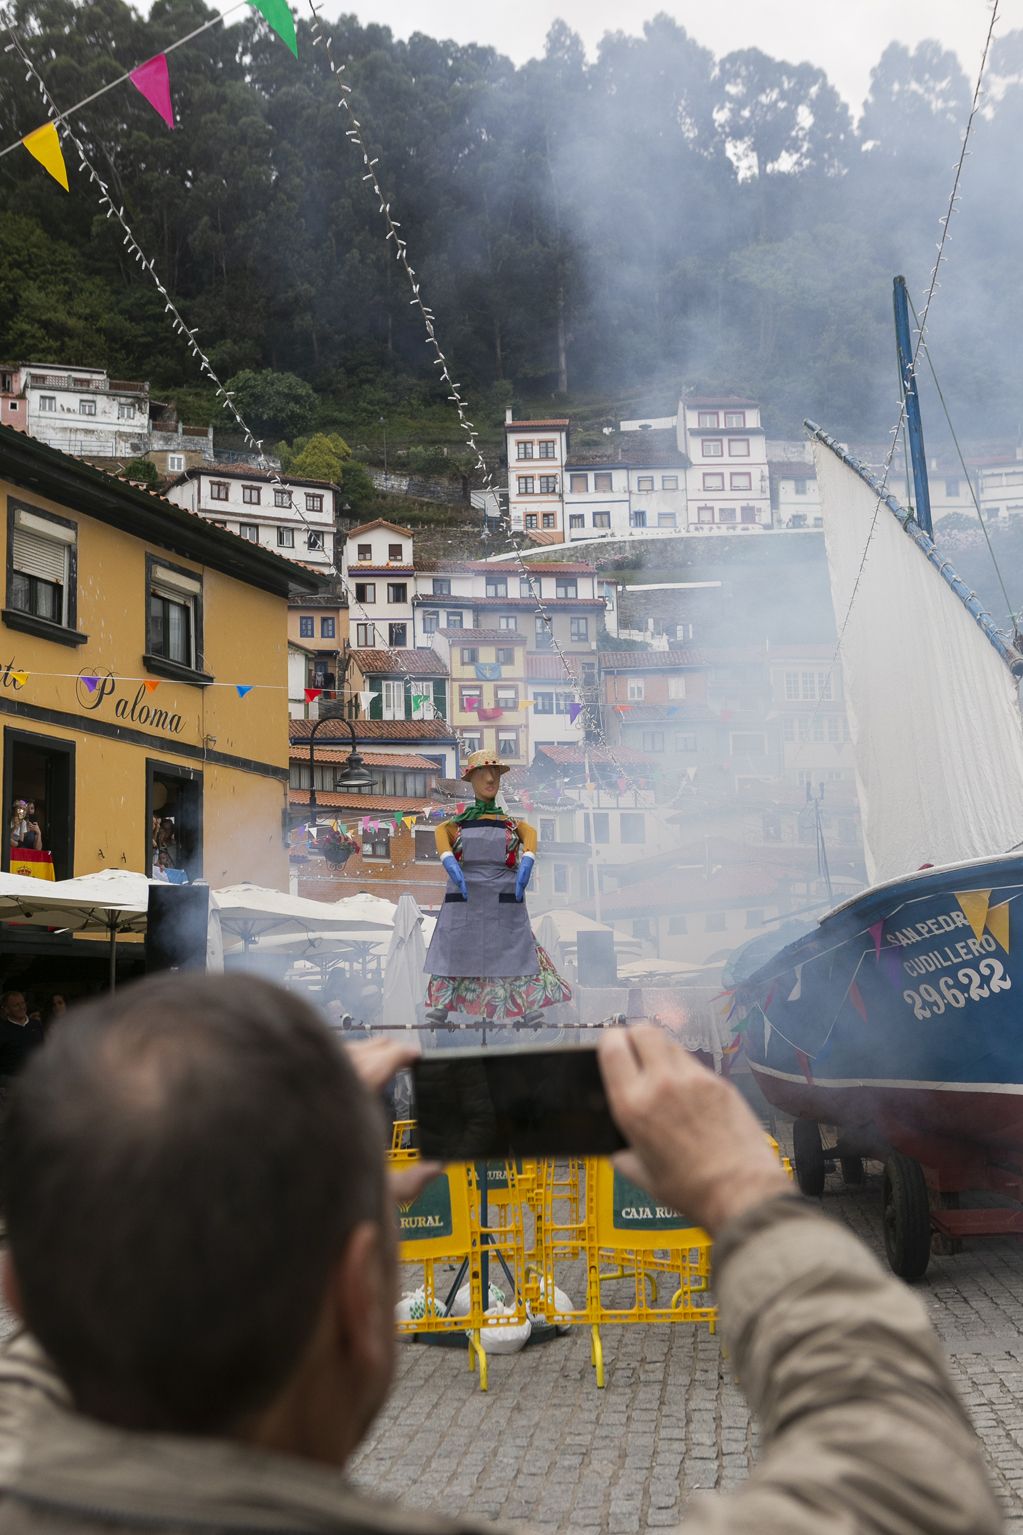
[412, 1045, 626, 1160]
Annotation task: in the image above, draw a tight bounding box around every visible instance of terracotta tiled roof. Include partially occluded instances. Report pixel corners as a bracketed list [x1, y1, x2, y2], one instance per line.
[415, 559, 597, 575]
[533, 744, 651, 766]
[169, 465, 339, 489]
[598, 649, 704, 670]
[420, 594, 602, 610]
[289, 790, 433, 812]
[527, 654, 578, 680]
[345, 519, 414, 538]
[346, 564, 415, 573]
[683, 396, 759, 407]
[290, 718, 456, 742]
[348, 649, 445, 675]
[505, 419, 570, 430]
[438, 628, 528, 643]
[288, 747, 439, 770]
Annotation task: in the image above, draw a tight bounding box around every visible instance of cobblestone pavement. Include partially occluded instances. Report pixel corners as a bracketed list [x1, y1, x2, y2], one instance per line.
[350, 1163, 1023, 1533]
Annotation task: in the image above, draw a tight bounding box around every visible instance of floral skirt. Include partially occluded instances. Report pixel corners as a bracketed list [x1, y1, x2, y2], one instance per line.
[426, 944, 571, 1021]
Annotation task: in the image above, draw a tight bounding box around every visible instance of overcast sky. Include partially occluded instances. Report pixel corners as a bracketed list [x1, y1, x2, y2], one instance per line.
[275, 0, 1008, 111]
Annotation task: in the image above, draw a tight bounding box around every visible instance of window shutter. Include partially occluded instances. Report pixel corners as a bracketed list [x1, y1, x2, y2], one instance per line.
[12, 528, 66, 584]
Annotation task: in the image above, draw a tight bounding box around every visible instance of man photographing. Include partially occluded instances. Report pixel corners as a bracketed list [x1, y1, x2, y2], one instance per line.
[0, 975, 1000, 1534]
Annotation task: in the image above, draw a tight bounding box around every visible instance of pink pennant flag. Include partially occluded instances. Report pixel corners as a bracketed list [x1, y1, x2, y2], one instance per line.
[130, 54, 175, 130]
[849, 981, 868, 1024]
[868, 920, 884, 958]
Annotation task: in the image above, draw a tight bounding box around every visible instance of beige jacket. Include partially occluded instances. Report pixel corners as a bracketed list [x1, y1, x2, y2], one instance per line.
[0, 1197, 1001, 1535]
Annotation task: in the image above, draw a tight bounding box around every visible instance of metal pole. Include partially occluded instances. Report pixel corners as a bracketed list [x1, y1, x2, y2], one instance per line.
[584, 750, 602, 922]
[108, 920, 117, 992]
[893, 275, 932, 537]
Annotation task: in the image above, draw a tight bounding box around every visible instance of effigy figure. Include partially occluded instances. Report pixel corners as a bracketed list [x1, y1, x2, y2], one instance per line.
[424, 751, 571, 1028]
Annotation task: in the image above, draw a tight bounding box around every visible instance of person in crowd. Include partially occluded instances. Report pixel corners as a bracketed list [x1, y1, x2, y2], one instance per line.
[0, 993, 44, 1081]
[41, 996, 67, 1035]
[7, 805, 40, 853]
[0, 975, 1001, 1535]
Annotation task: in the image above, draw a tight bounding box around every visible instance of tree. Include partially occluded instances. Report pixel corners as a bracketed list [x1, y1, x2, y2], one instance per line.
[281, 432, 352, 482]
[223, 370, 318, 441]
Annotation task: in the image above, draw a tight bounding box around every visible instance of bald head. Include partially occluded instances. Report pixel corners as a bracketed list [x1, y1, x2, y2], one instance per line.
[3, 974, 386, 1434]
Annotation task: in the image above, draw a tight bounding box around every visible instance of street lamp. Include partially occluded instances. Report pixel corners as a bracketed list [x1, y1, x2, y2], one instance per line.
[308, 702, 376, 823]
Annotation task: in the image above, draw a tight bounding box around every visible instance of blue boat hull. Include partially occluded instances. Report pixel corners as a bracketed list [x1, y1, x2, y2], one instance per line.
[739, 855, 1023, 1174]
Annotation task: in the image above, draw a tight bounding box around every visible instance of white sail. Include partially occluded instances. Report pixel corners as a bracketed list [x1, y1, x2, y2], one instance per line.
[815, 436, 1023, 883]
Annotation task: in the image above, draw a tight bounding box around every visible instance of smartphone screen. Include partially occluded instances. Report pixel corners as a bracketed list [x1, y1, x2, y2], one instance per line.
[412, 1046, 626, 1160]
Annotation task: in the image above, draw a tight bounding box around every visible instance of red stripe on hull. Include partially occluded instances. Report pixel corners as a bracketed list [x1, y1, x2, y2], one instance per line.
[750, 1068, 1023, 1181]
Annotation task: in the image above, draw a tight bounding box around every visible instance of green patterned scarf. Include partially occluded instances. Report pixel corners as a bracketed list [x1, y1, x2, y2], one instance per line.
[454, 797, 501, 825]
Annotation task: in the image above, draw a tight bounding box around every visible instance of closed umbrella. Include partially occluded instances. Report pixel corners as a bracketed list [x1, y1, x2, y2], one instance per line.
[381, 893, 428, 1032]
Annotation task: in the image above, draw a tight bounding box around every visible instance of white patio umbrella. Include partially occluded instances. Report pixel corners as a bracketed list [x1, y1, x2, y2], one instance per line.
[0, 868, 155, 989]
[328, 892, 399, 927]
[211, 884, 389, 948]
[381, 893, 428, 1032]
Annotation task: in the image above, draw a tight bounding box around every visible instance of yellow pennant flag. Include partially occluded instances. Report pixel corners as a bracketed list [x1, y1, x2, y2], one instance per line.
[403, 815, 417, 829]
[9, 671, 28, 688]
[956, 889, 992, 943]
[22, 122, 69, 191]
[987, 900, 1011, 954]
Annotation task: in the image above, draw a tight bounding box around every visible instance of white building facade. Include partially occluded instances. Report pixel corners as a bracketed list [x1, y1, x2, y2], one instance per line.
[341, 520, 416, 648]
[0, 363, 150, 459]
[165, 465, 338, 572]
[681, 397, 771, 531]
[505, 414, 569, 538]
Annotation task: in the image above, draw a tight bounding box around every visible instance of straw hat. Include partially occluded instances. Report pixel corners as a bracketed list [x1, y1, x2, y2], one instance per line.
[461, 749, 511, 782]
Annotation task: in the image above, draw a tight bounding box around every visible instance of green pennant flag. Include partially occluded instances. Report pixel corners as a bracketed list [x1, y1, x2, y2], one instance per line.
[248, 0, 297, 55]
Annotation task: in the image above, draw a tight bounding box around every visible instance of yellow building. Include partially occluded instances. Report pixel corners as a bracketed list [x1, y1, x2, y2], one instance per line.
[431, 627, 528, 764]
[0, 425, 323, 923]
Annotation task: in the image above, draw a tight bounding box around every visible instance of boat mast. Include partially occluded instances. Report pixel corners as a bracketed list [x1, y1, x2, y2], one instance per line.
[892, 275, 933, 536]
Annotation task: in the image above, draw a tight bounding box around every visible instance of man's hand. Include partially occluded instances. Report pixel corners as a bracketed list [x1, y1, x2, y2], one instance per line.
[515, 852, 534, 902]
[343, 1038, 442, 1204]
[598, 1026, 788, 1238]
[441, 853, 467, 899]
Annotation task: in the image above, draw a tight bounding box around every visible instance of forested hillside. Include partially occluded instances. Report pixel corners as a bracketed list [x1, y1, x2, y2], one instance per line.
[2, 0, 1022, 440]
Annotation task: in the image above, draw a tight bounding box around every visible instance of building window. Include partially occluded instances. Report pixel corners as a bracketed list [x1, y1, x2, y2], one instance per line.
[38, 396, 56, 412]
[302, 493, 322, 514]
[593, 511, 611, 529]
[277, 527, 295, 548]
[147, 559, 201, 673]
[209, 481, 229, 501]
[705, 912, 726, 933]
[674, 732, 697, 752]
[460, 648, 479, 666]
[518, 476, 535, 495]
[724, 411, 746, 428]
[495, 685, 518, 710]
[785, 672, 800, 700]
[569, 473, 588, 493]
[7, 503, 76, 633]
[239, 523, 259, 542]
[661, 475, 679, 490]
[381, 679, 404, 719]
[626, 677, 645, 701]
[642, 730, 665, 752]
[538, 441, 556, 459]
[385, 543, 401, 561]
[697, 411, 718, 428]
[496, 730, 518, 758]
[242, 486, 261, 505]
[534, 692, 553, 715]
[594, 472, 613, 492]
[728, 439, 751, 457]
[703, 439, 723, 457]
[945, 478, 960, 497]
[534, 616, 552, 650]
[363, 828, 391, 861]
[696, 505, 714, 523]
[570, 617, 589, 642]
[117, 401, 136, 421]
[668, 676, 686, 699]
[486, 576, 508, 598]
[730, 472, 752, 490]
[630, 510, 647, 528]
[415, 826, 440, 862]
[320, 617, 336, 639]
[657, 513, 676, 528]
[740, 506, 758, 524]
[703, 473, 724, 491]
[422, 610, 440, 634]
[356, 543, 372, 561]
[274, 490, 290, 508]
[636, 476, 654, 492]
[498, 615, 517, 631]
[387, 582, 407, 603]
[794, 479, 807, 495]
[620, 812, 644, 844]
[432, 578, 451, 596]
[719, 507, 737, 524]
[525, 514, 538, 529]
[299, 616, 314, 637]
[307, 531, 325, 552]
[4, 727, 76, 880]
[388, 622, 407, 647]
[355, 583, 376, 603]
[459, 682, 481, 711]
[667, 914, 688, 934]
[542, 513, 556, 529]
[446, 611, 463, 629]
[78, 398, 96, 417]
[355, 623, 374, 646]
[569, 514, 584, 530]
[516, 442, 534, 460]
[583, 812, 610, 844]
[496, 647, 515, 665]
[538, 476, 558, 495]
[553, 864, 569, 894]
[168, 454, 184, 472]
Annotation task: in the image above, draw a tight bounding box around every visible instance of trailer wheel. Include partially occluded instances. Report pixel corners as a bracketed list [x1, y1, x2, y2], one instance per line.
[882, 1153, 931, 1281]
[792, 1119, 827, 1197]
[840, 1156, 865, 1186]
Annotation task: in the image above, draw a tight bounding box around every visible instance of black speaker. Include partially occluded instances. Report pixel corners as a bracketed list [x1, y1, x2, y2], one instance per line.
[576, 929, 617, 988]
[145, 884, 210, 973]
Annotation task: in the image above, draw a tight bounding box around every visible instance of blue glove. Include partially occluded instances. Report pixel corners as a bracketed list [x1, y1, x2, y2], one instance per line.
[515, 853, 535, 902]
[441, 853, 467, 899]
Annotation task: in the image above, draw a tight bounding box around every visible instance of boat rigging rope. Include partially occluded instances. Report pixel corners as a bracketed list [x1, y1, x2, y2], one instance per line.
[829, 0, 1000, 662]
[904, 288, 1019, 640]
